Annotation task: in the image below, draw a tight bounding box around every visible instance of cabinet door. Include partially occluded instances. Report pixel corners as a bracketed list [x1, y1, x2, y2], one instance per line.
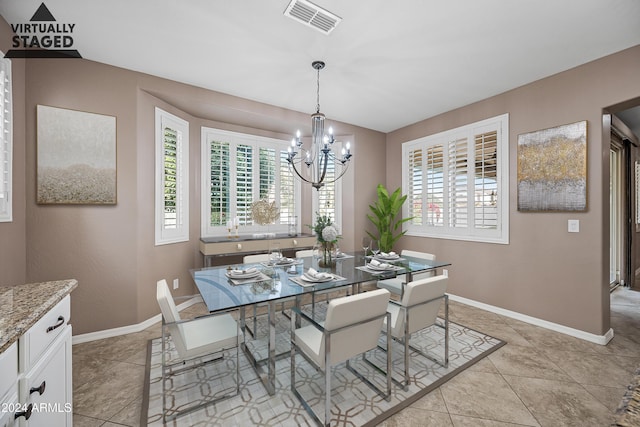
[19, 327, 72, 427]
[0, 390, 18, 427]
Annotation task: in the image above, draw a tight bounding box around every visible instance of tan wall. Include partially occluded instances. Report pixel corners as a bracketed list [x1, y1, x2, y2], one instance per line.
[21, 57, 385, 334]
[386, 45, 640, 336]
[0, 17, 26, 286]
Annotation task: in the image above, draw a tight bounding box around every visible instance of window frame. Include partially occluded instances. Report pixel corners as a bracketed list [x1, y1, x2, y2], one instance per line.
[155, 107, 189, 246]
[200, 127, 301, 238]
[402, 113, 509, 244]
[0, 55, 12, 223]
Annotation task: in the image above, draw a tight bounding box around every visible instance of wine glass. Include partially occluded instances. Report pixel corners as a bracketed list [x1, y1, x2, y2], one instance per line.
[371, 240, 380, 259]
[361, 237, 370, 264]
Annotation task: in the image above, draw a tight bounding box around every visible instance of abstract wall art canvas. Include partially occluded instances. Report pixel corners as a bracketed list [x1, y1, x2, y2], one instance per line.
[517, 120, 587, 211]
[37, 105, 116, 204]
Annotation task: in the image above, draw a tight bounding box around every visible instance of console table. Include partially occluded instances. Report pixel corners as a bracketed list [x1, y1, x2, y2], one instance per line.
[199, 234, 317, 267]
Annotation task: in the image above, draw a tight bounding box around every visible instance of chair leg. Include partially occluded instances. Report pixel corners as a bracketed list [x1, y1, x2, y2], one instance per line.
[325, 334, 331, 427]
[444, 294, 449, 367]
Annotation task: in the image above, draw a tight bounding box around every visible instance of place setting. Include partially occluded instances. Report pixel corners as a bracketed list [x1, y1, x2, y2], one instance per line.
[357, 258, 404, 275]
[261, 256, 303, 268]
[225, 267, 272, 285]
[289, 267, 346, 288]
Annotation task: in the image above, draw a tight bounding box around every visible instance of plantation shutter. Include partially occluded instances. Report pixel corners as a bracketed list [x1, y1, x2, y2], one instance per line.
[259, 147, 276, 202]
[425, 144, 444, 227]
[236, 144, 253, 225]
[317, 157, 336, 222]
[209, 140, 230, 226]
[279, 149, 295, 225]
[0, 58, 11, 222]
[474, 130, 498, 229]
[162, 127, 179, 229]
[448, 137, 468, 228]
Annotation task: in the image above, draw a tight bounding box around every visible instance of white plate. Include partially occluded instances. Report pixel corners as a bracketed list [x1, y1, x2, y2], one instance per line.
[226, 269, 261, 279]
[300, 273, 334, 283]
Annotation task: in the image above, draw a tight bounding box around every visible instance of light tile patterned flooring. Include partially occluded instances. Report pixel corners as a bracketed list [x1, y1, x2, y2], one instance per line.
[72, 288, 640, 426]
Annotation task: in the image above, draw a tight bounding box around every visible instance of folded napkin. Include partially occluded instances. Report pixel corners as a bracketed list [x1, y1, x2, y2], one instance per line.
[304, 268, 332, 280]
[369, 259, 391, 269]
[379, 251, 398, 258]
[228, 267, 258, 276]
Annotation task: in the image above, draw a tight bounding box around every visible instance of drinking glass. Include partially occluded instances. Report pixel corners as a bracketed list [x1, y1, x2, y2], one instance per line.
[371, 240, 380, 258]
[269, 242, 282, 264]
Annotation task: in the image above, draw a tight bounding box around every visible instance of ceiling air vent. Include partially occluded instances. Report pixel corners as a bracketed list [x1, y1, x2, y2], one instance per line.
[284, 0, 342, 35]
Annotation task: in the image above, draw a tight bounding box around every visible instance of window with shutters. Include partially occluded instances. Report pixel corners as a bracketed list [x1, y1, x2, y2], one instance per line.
[402, 114, 509, 244]
[312, 141, 342, 230]
[0, 56, 12, 223]
[201, 127, 300, 237]
[155, 108, 189, 245]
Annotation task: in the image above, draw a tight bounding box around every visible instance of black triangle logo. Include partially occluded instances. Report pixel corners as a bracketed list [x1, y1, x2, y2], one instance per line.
[30, 3, 56, 21]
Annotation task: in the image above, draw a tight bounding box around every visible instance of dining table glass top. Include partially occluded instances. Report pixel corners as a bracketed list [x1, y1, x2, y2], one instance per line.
[191, 251, 451, 313]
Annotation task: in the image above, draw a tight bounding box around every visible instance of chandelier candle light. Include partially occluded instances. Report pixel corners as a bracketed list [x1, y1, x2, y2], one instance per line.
[287, 61, 352, 190]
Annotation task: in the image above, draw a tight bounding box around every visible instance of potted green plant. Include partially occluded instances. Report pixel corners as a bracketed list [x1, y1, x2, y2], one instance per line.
[366, 184, 412, 253]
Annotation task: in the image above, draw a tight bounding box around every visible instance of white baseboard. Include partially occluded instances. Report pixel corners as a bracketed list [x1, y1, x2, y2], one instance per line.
[71, 295, 203, 345]
[448, 294, 614, 346]
[73, 293, 615, 346]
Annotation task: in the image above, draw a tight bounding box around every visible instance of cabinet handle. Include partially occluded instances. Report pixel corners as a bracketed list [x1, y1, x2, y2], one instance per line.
[30, 380, 46, 396]
[15, 403, 33, 420]
[293, 239, 298, 245]
[46, 315, 65, 333]
[237, 244, 242, 250]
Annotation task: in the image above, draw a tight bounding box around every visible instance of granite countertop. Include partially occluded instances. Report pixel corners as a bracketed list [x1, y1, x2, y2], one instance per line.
[0, 279, 77, 353]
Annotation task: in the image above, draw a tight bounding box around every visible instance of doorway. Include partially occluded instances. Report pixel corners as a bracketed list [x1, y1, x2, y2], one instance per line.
[610, 140, 623, 290]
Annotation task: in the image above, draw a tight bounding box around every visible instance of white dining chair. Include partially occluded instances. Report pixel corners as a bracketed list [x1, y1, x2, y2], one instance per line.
[156, 279, 242, 422]
[243, 253, 270, 264]
[383, 274, 448, 389]
[290, 288, 392, 427]
[295, 249, 314, 258]
[376, 249, 436, 296]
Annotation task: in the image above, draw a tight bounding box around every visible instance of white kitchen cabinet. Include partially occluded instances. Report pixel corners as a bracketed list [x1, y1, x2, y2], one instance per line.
[14, 296, 73, 427]
[0, 342, 18, 427]
[0, 391, 18, 427]
[18, 327, 72, 427]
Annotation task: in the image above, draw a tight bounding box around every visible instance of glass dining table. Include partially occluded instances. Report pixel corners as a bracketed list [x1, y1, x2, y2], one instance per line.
[190, 251, 450, 395]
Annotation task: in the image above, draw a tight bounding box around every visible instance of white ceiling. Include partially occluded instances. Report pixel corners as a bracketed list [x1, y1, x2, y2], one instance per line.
[1, 0, 640, 133]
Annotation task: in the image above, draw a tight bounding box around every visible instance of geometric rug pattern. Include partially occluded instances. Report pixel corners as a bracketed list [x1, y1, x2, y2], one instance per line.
[143, 303, 505, 426]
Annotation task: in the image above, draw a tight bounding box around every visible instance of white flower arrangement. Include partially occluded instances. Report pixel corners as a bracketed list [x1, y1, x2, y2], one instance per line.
[321, 225, 339, 243]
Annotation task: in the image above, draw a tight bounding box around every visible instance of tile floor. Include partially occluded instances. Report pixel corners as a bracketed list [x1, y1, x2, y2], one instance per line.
[72, 287, 640, 426]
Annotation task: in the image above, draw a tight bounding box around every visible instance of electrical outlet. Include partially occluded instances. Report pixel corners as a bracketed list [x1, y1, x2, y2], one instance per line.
[443, 269, 449, 277]
[173, 278, 179, 290]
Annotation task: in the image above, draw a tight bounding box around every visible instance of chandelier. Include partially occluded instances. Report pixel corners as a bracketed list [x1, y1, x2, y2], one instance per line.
[286, 61, 352, 190]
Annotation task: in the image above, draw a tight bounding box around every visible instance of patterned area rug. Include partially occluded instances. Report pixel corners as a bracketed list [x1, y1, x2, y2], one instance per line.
[142, 305, 504, 426]
[613, 367, 640, 427]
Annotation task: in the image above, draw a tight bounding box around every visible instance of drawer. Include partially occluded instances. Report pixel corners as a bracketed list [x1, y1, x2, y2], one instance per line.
[19, 296, 70, 373]
[200, 235, 317, 256]
[0, 342, 17, 399]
